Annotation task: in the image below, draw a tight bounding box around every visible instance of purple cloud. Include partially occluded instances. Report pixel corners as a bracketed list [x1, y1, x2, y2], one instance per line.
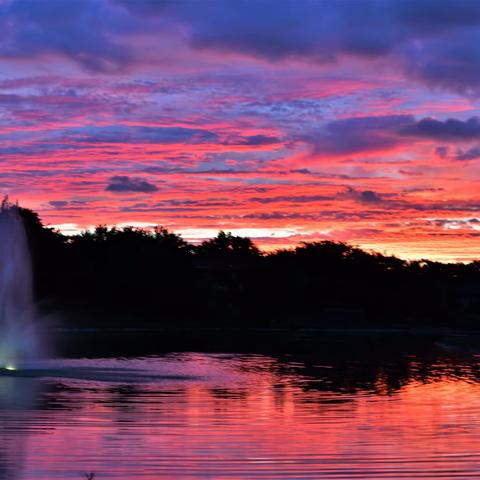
[456, 145, 480, 161]
[309, 115, 413, 155]
[65, 125, 218, 144]
[106, 176, 158, 193]
[400, 117, 480, 141]
[0, 0, 131, 72]
[1, 0, 480, 96]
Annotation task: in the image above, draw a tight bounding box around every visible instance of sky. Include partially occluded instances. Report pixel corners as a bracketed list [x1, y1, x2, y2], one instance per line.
[2, 0, 480, 261]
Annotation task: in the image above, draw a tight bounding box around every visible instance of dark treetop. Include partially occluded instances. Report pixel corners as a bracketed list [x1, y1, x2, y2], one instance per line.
[19, 207, 480, 330]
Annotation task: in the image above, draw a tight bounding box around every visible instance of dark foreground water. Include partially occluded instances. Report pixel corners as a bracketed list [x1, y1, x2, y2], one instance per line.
[2, 332, 480, 479]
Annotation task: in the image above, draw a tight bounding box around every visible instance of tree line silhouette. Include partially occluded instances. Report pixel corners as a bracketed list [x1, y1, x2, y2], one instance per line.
[19, 206, 480, 329]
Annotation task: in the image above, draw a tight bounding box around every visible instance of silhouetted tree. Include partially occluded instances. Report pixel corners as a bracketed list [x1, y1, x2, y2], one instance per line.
[8, 204, 480, 330]
[196, 231, 260, 257]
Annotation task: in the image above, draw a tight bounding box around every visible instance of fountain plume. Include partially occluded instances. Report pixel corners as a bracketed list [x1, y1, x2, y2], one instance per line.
[0, 197, 40, 368]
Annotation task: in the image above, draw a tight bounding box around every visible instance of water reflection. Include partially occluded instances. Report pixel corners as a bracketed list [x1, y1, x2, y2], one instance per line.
[3, 336, 480, 479]
[0, 376, 42, 479]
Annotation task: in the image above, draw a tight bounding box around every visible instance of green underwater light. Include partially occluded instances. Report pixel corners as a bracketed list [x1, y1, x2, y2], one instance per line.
[4, 364, 16, 371]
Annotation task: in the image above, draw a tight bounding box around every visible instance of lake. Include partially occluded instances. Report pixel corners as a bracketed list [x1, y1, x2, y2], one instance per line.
[1, 331, 480, 479]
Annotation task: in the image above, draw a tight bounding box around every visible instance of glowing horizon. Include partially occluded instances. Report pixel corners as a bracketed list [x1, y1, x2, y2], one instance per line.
[3, 0, 480, 262]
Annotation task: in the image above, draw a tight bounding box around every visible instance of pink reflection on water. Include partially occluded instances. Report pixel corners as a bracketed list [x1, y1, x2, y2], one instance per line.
[1, 353, 480, 479]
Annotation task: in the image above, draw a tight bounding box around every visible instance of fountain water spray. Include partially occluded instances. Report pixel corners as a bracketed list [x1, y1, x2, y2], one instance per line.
[0, 198, 40, 370]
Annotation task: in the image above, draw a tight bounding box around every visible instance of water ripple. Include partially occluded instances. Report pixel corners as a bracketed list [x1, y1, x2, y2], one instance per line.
[1, 351, 480, 479]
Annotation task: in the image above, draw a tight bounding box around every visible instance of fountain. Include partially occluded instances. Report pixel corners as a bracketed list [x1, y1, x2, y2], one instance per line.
[0, 198, 41, 370]
[0, 200, 191, 384]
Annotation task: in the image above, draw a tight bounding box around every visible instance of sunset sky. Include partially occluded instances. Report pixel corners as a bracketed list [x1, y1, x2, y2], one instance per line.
[2, 0, 480, 261]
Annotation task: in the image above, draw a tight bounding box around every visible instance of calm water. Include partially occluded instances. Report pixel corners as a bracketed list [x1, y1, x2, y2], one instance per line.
[2, 334, 480, 479]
